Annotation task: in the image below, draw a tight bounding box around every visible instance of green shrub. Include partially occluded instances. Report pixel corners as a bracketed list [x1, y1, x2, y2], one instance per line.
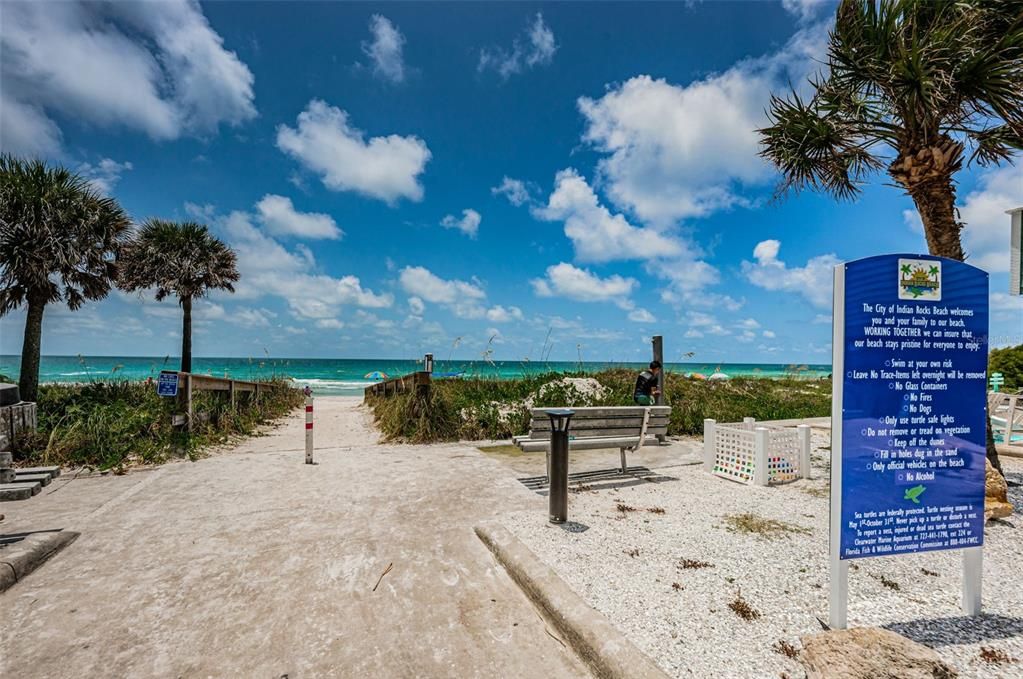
[368, 370, 831, 443]
[12, 379, 302, 470]
[989, 344, 1022, 391]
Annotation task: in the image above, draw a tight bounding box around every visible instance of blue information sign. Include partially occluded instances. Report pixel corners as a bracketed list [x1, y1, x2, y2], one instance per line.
[157, 371, 179, 398]
[837, 254, 988, 560]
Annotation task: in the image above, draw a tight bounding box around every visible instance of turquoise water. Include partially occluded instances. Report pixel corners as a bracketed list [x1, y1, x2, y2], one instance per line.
[0, 355, 833, 396]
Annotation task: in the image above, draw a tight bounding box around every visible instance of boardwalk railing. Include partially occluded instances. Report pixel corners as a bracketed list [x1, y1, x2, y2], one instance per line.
[173, 372, 290, 431]
[364, 371, 431, 399]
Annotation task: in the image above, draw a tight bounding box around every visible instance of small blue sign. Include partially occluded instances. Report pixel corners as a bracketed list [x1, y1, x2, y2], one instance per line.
[839, 255, 988, 560]
[157, 371, 179, 398]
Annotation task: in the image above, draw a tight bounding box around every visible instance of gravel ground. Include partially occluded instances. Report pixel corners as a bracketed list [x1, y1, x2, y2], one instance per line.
[502, 434, 1023, 679]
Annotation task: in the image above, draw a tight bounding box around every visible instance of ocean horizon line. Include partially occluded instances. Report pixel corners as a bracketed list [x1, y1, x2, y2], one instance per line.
[0, 355, 833, 396]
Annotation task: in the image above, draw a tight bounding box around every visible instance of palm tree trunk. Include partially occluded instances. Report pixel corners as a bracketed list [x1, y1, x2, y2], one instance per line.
[908, 183, 965, 260]
[987, 415, 1003, 475]
[181, 296, 192, 374]
[18, 296, 46, 403]
[892, 142, 1002, 474]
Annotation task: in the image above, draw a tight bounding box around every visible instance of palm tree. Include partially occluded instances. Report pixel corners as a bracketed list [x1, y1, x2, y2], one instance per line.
[0, 155, 131, 402]
[117, 220, 239, 373]
[759, 0, 1022, 472]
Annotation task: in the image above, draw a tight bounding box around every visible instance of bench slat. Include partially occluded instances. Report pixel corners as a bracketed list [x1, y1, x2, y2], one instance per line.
[531, 413, 666, 429]
[517, 436, 660, 453]
[529, 406, 669, 417]
[528, 426, 668, 440]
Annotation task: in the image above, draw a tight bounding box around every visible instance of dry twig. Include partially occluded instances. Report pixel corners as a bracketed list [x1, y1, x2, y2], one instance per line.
[372, 562, 393, 592]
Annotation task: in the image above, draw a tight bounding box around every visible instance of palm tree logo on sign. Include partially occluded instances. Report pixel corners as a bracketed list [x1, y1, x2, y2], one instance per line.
[898, 259, 941, 301]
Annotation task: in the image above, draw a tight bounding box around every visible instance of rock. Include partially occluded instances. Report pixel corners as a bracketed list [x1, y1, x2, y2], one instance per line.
[985, 457, 1013, 521]
[520, 376, 609, 410]
[800, 627, 957, 679]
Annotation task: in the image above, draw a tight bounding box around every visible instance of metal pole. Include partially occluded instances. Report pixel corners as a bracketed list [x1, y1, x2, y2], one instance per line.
[829, 263, 848, 630]
[305, 396, 314, 464]
[547, 410, 573, 524]
[962, 546, 983, 616]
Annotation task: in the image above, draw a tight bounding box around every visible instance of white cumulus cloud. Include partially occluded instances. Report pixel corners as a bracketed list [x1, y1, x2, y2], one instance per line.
[628, 309, 656, 323]
[576, 24, 826, 225]
[277, 100, 431, 204]
[362, 15, 406, 84]
[78, 158, 133, 195]
[685, 311, 730, 336]
[399, 266, 485, 305]
[960, 165, 1023, 274]
[478, 12, 556, 79]
[486, 305, 524, 323]
[218, 210, 391, 320]
[491, 176, 532, 206]
[534, 169, 684, 262]
[233, 307, 276, 328]
[531, 262, 637, 309]
[742, 239, 839, 308]
[440, 209, 482, 238]
[0, 0, 256, 155]
[398, 266, 518, 321]
[255, 194, 342, 240]
[782, 0, 834, 21]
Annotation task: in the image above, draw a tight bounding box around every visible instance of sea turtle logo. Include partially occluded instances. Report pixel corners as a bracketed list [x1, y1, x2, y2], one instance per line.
[898, 259, 941, 301]
[904, 484, 926, 504]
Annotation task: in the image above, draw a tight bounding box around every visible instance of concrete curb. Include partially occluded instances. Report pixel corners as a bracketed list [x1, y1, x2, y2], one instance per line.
[475, 522, 669, 679]
[0, 530, 80, 593]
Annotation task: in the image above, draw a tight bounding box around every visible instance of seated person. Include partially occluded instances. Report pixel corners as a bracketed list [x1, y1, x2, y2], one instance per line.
[634, 360, 662, 405]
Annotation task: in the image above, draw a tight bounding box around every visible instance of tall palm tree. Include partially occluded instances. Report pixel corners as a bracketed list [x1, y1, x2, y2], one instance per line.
[118, 220, 239, 373]
[0, 155, 132, 402]
[759, 0, 1023, 472]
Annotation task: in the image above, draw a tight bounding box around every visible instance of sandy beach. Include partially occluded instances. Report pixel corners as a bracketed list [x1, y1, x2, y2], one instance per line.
[1, 397, 586, 678]
[4, 396, 1019, 677]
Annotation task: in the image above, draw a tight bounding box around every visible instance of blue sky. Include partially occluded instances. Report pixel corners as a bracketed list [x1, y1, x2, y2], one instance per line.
[1, 1, 1020, 364]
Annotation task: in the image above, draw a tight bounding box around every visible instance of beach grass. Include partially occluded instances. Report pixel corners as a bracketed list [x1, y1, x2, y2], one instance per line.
[11, 379, 302, 470]
[368, 369, 831, 443]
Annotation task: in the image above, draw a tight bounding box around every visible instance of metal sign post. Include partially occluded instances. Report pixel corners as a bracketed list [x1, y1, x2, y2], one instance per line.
[991, 373, 1004, 393]
[830, 254, 988, 629]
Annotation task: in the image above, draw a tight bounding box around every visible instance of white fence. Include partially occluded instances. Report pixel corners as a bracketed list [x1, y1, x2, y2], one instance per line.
[703, 417, 812, 486]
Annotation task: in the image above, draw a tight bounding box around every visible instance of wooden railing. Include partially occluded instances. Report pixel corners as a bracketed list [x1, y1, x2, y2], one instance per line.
[173, 372, 289, 431]
[364, 371, 431, 398]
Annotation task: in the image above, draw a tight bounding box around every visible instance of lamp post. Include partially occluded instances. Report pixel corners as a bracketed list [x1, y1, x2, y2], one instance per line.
[545, 408, 574, 524]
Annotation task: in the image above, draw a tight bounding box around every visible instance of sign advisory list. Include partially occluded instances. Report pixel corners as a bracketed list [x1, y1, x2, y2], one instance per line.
[839, 255, 988, 560]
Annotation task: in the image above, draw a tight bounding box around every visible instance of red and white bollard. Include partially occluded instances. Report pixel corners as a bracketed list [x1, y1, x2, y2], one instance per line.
[304, 388, 314, 464]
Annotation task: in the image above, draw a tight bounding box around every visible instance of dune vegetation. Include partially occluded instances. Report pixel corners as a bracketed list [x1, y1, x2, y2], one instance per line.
[11, 378, 302, 471]
[367, 369, 832, 443]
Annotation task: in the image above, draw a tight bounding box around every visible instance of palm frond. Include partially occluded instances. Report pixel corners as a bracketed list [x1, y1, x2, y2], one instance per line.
[117, 219, 239, 304]
[0, 154, 131, 314]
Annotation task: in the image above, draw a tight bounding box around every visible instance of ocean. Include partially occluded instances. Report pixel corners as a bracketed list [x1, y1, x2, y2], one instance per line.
[0, 355, 833, 396]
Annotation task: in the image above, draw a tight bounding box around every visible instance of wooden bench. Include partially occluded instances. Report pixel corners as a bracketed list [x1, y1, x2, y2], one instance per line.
[513, 406, 671, 474]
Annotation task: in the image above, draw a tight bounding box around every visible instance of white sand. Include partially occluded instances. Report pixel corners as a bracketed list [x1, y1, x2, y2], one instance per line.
[502, 435, 1023, 678]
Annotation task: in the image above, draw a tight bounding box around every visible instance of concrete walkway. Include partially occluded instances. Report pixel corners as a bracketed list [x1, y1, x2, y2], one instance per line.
[0, 397, 588, 678]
